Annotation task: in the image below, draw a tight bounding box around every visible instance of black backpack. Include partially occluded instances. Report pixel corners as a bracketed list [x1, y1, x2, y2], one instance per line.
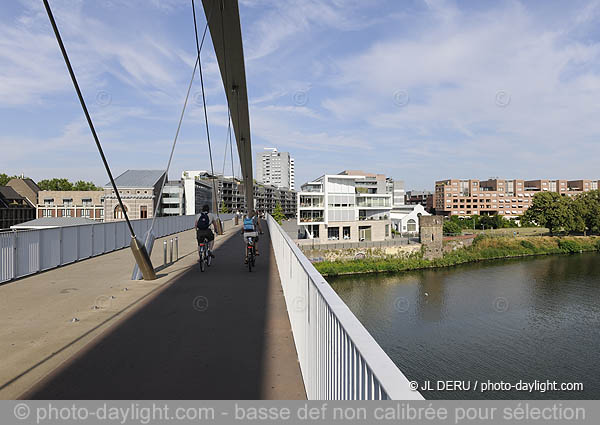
[197, 212, 210, 230]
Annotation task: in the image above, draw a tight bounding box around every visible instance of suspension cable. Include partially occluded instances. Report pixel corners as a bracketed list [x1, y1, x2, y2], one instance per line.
[192, 0, 220, 218]
[148, 4, 213, 236]
[147, 55, 199, 237]
[43, 0, 135, 237]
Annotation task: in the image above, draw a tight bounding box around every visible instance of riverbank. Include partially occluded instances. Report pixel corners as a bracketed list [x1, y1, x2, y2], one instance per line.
[314, 235, 600, 276]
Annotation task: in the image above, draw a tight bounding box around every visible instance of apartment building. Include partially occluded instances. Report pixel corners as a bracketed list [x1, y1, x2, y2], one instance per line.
[434, 178, 600, 217]
[183, 170, 297, 216]
[297, 170, 392, 243]
[37, 190, 105, 221]
[256, 148, 295, 190]
[386, 178, 405, 207]
[405, 190, 434, 212]
[160, 180, 185, 216]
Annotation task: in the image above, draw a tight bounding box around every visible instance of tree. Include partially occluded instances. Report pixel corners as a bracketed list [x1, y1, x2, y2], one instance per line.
[0, 173, 25, 186]
[219, 200, 229, 214]
[522, 192, 574, 235]
[272, 202, 286, 224]
[37, 178, 101, 191]
[443, 220, 462, 235]
[38, 178, 74, 191]
[572, 190, 600, 235]
[73, 180, 101, 191]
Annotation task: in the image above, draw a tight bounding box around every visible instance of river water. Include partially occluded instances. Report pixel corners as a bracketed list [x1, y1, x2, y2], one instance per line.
[328, 253, 600, 399]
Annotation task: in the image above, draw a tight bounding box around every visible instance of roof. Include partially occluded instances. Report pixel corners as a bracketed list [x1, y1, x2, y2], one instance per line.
[107, 170, 166, 188]
[10, 217, 98, 229]
[0, 186, 25, 200]
[7, 178, 41, 193]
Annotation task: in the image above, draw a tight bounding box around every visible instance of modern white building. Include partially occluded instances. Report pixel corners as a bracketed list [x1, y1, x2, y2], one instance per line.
[389, 204, 430, 234]
[256, 148, 295, 190]
[160, 181, 185, 216]
[297, 170, 392, 243]
[182, 171, 216, 215]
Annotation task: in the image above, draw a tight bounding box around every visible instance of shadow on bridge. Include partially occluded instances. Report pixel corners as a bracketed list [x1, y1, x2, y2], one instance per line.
[22, 227, 305, 399]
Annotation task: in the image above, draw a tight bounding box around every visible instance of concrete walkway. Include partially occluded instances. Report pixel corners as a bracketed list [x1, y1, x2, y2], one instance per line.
[0, 225, 305, 399]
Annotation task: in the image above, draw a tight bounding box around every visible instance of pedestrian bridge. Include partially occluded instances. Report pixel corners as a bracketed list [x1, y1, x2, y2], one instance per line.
[0, 215, 421, 400]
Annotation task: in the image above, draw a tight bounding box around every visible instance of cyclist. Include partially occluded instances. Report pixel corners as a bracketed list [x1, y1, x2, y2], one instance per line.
[242, 209, 262, 263]
[195, 204, 218, 260]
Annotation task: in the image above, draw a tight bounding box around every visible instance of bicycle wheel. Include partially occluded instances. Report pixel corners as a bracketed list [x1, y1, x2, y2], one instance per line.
[199, 250, 206, 272]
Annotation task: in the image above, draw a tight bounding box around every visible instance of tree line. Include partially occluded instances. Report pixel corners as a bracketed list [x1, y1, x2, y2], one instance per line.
[522, 190, 600, 235]
[0, 174, 101, 191]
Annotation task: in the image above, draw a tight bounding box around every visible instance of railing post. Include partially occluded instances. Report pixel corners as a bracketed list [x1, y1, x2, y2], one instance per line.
[12, 230, 17, 280]
[163, 240, 167, 266]
[169, 238, 173, 264]
[175, 236, 178, 261]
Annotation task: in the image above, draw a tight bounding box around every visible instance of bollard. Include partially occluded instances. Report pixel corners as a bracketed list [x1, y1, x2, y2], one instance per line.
[170, 238, 173, 264]
[163, 240, 167, 266]
[175, 237, 179, 261]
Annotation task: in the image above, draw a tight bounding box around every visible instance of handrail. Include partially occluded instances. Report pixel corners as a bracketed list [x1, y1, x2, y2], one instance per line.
[267, 215, 422, 400]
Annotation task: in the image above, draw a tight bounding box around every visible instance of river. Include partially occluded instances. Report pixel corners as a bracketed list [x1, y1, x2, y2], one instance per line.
[328, 252, 600, 399]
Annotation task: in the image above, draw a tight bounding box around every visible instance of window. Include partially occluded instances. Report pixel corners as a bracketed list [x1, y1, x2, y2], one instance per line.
[140, 205, 148, 219]
[63, 198, 73, 207]
[42, 209, 52, 217]
[327, 227, 339, 240]
[114, 204, 127, 219]
[44, 198, 54, 206]
[82, 198, 92, 207]
[343, 226, 351, 240]
[63, 209, 72, 217]
[82, 209, 91, 218]
[407, 219, 417, 232]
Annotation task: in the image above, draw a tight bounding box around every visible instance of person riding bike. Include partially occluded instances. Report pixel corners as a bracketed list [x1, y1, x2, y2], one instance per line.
[195, 204, 218, 260]
[241, 210, 262, 263]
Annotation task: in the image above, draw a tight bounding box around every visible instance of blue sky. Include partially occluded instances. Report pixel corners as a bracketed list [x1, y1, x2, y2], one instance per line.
[2, 0, 600, 190]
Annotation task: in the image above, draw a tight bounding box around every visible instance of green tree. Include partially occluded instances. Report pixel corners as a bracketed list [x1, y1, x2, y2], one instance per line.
[38, 178, 74, 191]
[443, 220, 462, 235]
[73, 180, 101, 191]
[0, 173, 24, 186]
[272, 202, 286, 225]
[572, 190, 600, 235]
[522, 192, 574, 235]
[219, 200, 229, 214]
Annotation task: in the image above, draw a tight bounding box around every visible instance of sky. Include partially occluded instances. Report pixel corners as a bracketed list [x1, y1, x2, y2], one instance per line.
[2, 0, 600, 191]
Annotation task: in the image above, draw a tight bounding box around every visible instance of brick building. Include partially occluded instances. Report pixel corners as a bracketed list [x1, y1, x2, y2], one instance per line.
[37, 190, 104, 221]
[104, 170, 166, 222]
[434, 178, 600, 217]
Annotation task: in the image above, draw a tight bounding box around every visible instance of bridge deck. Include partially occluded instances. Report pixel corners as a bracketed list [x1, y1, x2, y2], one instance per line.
[0, 224, 305, 399]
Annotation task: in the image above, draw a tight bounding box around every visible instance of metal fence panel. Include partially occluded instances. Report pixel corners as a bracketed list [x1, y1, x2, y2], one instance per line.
[61, 226, 78, 264]
[116, 221, 128, 249]
[104, 222, 116, 251]
[0, 232, 15, 282]
[92, 224, 105, 256]
[16, 230, 40, 278]
[40, 228, 61, 271]
[78, 225, 93, 260]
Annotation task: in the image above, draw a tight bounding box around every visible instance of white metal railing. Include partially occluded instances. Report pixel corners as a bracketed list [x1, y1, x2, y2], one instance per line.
[267, 215, 423, 400]
[0, 215, 196, 283]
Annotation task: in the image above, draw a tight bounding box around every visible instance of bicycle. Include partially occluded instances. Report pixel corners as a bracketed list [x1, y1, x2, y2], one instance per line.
[198, 237, 212, 272]
[245, 235, 256, 272]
